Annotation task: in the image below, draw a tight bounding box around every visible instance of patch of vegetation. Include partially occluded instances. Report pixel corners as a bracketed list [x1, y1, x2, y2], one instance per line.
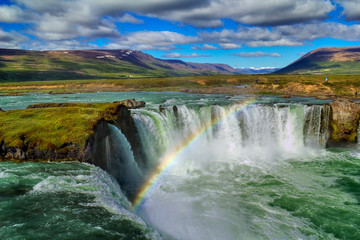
[0, 102, 122, 151]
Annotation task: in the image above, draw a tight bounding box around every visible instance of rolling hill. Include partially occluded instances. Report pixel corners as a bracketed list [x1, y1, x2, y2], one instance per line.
[276, 47, 360, 74]
[0, 49, 240, 82]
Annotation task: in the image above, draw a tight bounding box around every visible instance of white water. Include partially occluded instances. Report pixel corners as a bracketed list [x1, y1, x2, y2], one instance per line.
[130, 103, 331, 240]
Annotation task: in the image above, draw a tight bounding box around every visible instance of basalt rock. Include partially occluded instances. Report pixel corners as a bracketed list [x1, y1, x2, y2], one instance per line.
[328, 99, 360, 145]
[159, 105, 165, 114]
[115, 98, 145, 109]
[0, 139, 90, 162]
[114, 105, 147, 168]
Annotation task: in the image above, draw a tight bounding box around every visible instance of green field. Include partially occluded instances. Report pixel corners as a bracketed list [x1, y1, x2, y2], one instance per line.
[0, 74, 359, 98]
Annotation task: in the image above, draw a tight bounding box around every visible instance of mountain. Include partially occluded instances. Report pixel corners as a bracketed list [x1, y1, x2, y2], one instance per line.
[276, 47, 360, 74]
[0, 49, 240, 82]
[237, 67, 280, 74]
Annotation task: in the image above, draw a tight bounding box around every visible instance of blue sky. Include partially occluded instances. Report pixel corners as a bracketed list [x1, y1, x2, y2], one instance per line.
[1, 0, 360, 68]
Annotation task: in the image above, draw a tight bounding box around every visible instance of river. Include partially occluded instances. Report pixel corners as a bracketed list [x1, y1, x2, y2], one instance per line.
[0, 92, 359, 240]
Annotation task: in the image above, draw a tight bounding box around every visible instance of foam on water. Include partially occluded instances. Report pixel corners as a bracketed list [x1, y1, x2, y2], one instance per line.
[0, 162, 160, 240]
[132, 102, 358, 240]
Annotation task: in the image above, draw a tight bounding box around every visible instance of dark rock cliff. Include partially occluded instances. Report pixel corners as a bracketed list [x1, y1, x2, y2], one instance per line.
[327, 99, 360, 146]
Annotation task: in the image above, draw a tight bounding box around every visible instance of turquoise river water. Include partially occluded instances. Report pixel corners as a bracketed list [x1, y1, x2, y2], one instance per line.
[0, 92, 359, 240]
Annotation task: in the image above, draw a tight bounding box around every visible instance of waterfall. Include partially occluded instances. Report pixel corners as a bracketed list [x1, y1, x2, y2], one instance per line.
[128, 102, 333, 240]
[106, 124, 143, 197]
[132, 103, 330, 168]
[303, 104, 331, 148]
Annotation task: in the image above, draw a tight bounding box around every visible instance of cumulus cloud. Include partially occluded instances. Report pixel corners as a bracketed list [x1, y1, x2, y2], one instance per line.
[274, 22, 360, 42]
[199, 22, 360, 48]
[147, 0, 335, 27]
[0, 0, 358, 50]
[7, 0, 336, 32]
[334, 0, 360, 21]
[29, 14, 120, 41]
[0, 29, 29, 48]
[110, 31, 200, 50]
[162, 52, 211, 58]
[117, 13, 144, 24]
[0, 5, 29, 23]
[234, 52, 281, 57]
[191, 44, 218, 50]
[219, 43, 241, 49]
[199, 27, 303, 47]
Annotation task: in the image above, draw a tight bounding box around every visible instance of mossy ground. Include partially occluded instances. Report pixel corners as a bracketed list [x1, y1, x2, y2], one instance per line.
[0, 102, 122, 151]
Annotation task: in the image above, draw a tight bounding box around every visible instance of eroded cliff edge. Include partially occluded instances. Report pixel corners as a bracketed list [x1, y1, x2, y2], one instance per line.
[0, 99, 145, 164]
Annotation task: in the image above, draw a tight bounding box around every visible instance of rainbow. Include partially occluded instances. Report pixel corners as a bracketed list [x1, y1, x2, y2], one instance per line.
[132, 98, 257, 209]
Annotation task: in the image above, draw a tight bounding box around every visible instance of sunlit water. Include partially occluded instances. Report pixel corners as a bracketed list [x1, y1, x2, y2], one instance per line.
[0, 92, 359, 240]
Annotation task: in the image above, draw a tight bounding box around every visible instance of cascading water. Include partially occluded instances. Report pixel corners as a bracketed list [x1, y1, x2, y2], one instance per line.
[105, 124, 144, 197]
[133, 103, 330, 167]
[129, 102, 354, 240]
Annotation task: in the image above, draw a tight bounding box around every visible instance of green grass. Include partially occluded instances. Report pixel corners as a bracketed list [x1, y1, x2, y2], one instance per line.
[278, 59, 360, 75]
[0, 102, 122, 152]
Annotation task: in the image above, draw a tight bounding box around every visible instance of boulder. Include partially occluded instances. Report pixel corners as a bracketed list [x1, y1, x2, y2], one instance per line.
[117, 99, 146, 109]
[159, 105, 165, 114]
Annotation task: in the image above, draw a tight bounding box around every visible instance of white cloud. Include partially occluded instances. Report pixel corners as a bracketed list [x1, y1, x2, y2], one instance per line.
[334, 0, 360, 21]
[9, 0, 336, 32]
[0, 5, 28, 23]
[162, 52, 211, 58]
[219, 43, 241, 49]
[199, 22, 360, 48]
[191, 44, 218, 50]
[274, 22, 360, 42]
[149, 0, 334, 27]
[112, 31, 200, 50]
[0, 0, 358, 50]
[0, 29, 29, 48]
[117, 13, 144, 24]
[29, 14, 120, 41]
[199, 27, 303, 47]
[234, 52, 281, 57]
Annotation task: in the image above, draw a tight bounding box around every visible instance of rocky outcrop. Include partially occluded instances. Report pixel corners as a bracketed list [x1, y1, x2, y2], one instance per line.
[116, 99, 145, 109]
[0, 99, 146, 162]
[88, 119, 111, 168]
[0, 139, 90, 162]
[328, 99, 360, 145]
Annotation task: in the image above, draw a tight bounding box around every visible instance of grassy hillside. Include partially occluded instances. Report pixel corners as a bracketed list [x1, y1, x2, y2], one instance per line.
[276, 47, 360, 74]
[0, 49, 239, 82]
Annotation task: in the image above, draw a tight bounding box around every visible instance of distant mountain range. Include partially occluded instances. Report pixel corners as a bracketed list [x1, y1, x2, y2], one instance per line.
[276, 47, 360, 74]
[0, 49, 240, 82]
[2, 47, 360, 82]
[237, 67, 280, 74]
